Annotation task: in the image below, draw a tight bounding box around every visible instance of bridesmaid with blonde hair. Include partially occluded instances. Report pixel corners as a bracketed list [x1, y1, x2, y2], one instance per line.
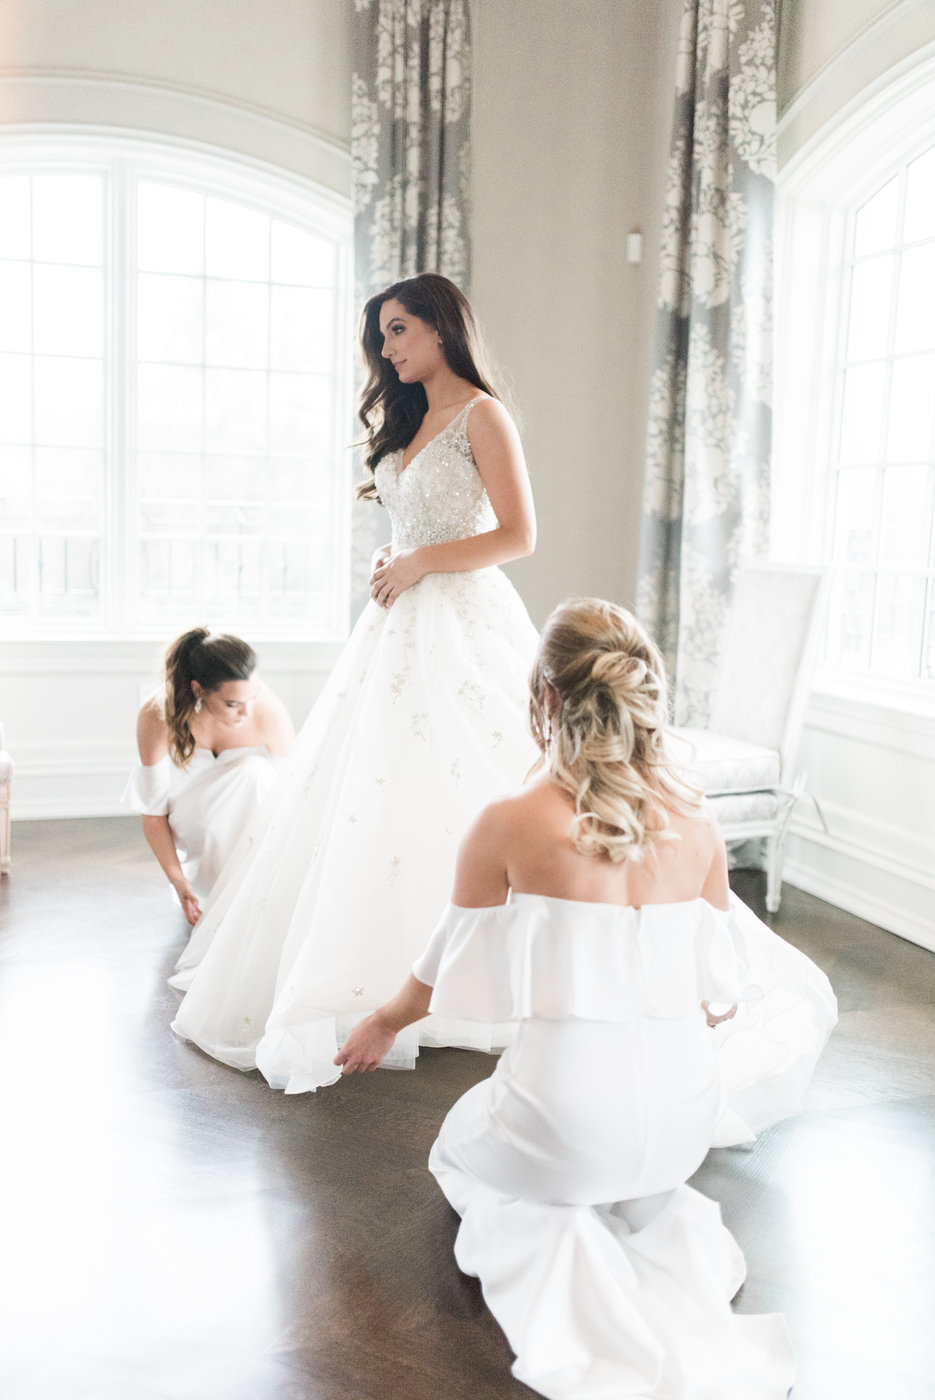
[338, 596, 836, 1399]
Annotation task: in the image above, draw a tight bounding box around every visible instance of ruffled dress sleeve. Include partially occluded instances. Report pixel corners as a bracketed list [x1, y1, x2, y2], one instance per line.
[693, 899, 762, 1008]
[412, 902, 529, 1023]
[412, 897, 761, 1026]
[122, 756, 172, 816]
[708, 891, 838, 1145]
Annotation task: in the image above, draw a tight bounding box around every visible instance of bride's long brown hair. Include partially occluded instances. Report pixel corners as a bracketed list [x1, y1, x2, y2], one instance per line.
[356, 273, 502, 502]
[529, 599, 700, 863]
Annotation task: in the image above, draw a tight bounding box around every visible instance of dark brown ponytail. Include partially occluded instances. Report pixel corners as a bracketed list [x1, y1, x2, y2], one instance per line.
[163, 628, 257, 766]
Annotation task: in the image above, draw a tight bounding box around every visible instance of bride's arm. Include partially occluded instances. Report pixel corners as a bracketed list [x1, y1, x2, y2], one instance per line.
[369, 399, 535, 607]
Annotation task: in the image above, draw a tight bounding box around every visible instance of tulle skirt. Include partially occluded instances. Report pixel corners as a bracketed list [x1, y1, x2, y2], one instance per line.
[170, 567, 539, 1092]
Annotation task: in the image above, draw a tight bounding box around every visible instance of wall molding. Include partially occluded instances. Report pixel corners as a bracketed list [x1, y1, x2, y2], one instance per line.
[779, 2, 923, 127]
[785, 802, 935, 953]
[0, 66, 349, 156]
[783, 686, 935, 953]
[0, 72, 352, 195]
[806, 686, 935, 762]
[11, 738, 138, 821]
[779, 39, 935, 194]
[0, 639, 345, 678]
[785, 848, 935, 956]
[791, 797, 935, 895]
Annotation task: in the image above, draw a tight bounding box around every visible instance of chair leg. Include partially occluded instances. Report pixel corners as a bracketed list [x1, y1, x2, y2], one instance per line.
[0, 779, 10, 876]
[765, 832, 784, 914]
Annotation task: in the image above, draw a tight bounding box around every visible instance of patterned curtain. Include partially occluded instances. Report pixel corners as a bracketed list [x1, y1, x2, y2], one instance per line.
[348, 0, 473, 609]
[636, 0, 775, 726]
[351, 0, 472, 301]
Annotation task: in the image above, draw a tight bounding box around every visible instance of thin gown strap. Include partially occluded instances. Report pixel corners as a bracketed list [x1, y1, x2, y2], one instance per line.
[450, 394, 488, 443]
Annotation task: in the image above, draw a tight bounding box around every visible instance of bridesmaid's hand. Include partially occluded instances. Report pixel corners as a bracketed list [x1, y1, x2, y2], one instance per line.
[369, 548, 425, 608]
[334, 1012, 397, 1073]
[172, 877, 202, 927]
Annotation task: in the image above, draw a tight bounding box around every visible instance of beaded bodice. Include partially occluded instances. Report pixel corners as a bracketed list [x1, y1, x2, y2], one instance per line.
[372, 397, 499, 551]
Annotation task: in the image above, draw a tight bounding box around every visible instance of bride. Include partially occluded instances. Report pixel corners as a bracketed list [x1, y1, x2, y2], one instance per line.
[336, 597, 833, 1399]
[170, 273, 541, 1092]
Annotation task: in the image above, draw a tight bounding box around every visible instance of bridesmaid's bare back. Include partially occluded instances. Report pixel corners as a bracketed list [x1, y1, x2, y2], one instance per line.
[453, 775, 729, 911]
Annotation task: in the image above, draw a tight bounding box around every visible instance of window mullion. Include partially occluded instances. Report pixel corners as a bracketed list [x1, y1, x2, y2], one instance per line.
[111, 158, 135, 637]
[28, 175, 39, 625]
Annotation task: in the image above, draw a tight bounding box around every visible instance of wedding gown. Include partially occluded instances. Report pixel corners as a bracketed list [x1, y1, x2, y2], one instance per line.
[416, 894, 809, 1399]
[170, 397, 540, 1090]
[122, 746, 280, 904]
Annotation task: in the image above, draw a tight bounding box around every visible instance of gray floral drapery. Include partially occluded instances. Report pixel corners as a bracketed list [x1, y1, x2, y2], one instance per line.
[351, 0, 472, 302]
[636, 0, 775, 726]
[349, 0, 473, 609]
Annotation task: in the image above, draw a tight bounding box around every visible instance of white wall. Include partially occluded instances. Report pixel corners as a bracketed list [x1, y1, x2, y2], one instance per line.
[472, 0, 683, 626]
[775, 4, 935, 952]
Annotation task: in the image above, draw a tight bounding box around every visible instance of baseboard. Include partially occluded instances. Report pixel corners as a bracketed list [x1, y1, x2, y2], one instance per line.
[8, 737, 132, 821]
[784, 822, 935, 954]
[12, 795, 131, 821]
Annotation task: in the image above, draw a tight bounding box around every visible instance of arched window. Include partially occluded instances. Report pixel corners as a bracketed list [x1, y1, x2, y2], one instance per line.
[0, 136, 352, 641]
[827, 144, 935, 680]
[775, 61, 935, 693]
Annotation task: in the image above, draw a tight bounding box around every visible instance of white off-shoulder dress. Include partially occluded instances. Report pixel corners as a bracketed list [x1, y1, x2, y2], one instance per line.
[413, 893, 829, 1399]
[122, 747, 280, 905]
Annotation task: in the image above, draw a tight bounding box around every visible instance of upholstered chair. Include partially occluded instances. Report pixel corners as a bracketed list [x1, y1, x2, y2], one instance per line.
[670, 566, 828, 913]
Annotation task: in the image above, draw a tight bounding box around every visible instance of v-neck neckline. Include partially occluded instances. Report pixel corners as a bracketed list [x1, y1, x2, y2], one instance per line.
[398, 395, 484, 473]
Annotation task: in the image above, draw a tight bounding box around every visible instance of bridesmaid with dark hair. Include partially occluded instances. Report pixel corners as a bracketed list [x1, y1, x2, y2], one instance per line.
[124, 628, 294, 924]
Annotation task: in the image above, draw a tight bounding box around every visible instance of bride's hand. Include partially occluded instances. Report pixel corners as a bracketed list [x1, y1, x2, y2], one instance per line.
[369, 548, 426, 608]
[334, 1012, 397, 1073]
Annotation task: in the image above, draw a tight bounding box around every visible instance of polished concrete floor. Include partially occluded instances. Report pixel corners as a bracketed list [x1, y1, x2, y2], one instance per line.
[1, 818, 933, 1400]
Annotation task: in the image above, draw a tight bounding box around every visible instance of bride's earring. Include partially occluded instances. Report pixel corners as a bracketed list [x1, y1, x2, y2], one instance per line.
[194, 697, 203, 714]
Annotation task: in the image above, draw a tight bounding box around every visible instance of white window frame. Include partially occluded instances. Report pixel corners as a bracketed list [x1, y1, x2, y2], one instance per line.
[0, 130, 354, 645]
[774, 52, 935, 713]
